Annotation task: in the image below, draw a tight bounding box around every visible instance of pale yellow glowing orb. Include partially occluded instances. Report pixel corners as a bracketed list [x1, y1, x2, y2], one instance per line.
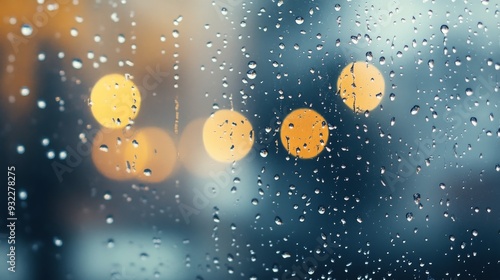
[337, 62, 385, 113]
[90, 74, 141, 128]
[280, 108, 329, 159]
[124, 127, 177, 183]
[178, 118, 226, 177]
[202, 110, 254, 163]
[91, 128, 134, 181]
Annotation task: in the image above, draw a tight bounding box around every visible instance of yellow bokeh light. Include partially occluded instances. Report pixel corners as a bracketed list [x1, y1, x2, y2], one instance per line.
[91, 128, 134, 181]
[124, 127, 177, 183]
[337, 62, 385, 113]
[178, 118, 226, 177]
[280, 108, 329, 159]
[202, 110, 254, 163]
[90, 74, 141, 128]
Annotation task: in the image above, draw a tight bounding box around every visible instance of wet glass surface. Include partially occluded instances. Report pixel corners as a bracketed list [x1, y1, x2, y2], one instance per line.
[1, 1, 499, 279]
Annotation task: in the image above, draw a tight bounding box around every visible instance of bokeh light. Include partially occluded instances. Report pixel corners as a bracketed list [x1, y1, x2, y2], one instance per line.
[91, 128, 134, 181]
[90, 74, 141, 128]
[337, 61, 385, 113]
[178, 118, 226, 177]
[202, 110, 254, 163]
[124, 127, 177, 183]
[280, 108, 329, 159]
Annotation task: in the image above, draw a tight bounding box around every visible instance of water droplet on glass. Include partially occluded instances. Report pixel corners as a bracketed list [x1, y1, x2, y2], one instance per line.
[295, 16, 304, 25]
[275, 216, 283, 225]
[17, 145, 25, 154]
[143, 169, 152, 176]
[406, 212, 414, 222]
[248, 61, 257, 69]
[259, 149, 268, 158]
[53, 237, 63, 247]
[116, 34, 125, 44]
[21, 24, 33, 36]
[410, 105, 420, 115]
[439, 183, 446, 190]
[465, 88, 473, 96]
[440, 24, 449, 35]
[140, 252, 149, 260]
[19, 190, 28, 200]
[470, 117, 477, 126]
[72, 59, 83, 69]
[247, 69, 256, 79]
[20, 87, 30, 96]
[99, 144, 109, 152]
[106, 215, 114, 224]
[103, 192, 112, 200]
[107, 238, 115, 248]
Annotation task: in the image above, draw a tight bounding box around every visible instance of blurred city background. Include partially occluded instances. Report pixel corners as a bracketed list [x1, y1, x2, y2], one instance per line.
[1, 0, 499, 279]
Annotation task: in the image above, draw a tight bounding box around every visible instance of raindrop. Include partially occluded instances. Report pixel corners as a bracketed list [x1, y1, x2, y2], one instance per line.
[53, 237, 63, 247]
[366, 51, 373, 61]
[410, 105, 420, 115]
[413, 193, 421, 204]
[16, 145, 25, 154]
[247, 69, 257, 79]
[390, 117, 396, 126]
[21, 24, 33, 36]
[295, 16, 304, 25]
[20, 87, 30, 96]
[72, 59, 83, 69]
[259, 149, 268, 158]
[99, 144, 109, 152]
[281, 252, 291, 258]
[19, 190, 28, 200]
[439, 183, 446, 190]
[470, 117, 477, 126]
[406, 212, 414, 222]
[440, 24, 449, 35]
[248, 61, 257, 69]
[472, 229, 478, 237]
[117, 34, 126, 43]
[140, 252, 149, 260]
[143, 169, 152, 177]
[465, 88, 473, 96]
[106, 215, 114, 224]
[103, 192, 112, 200]
[275, 216, 283, 225]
